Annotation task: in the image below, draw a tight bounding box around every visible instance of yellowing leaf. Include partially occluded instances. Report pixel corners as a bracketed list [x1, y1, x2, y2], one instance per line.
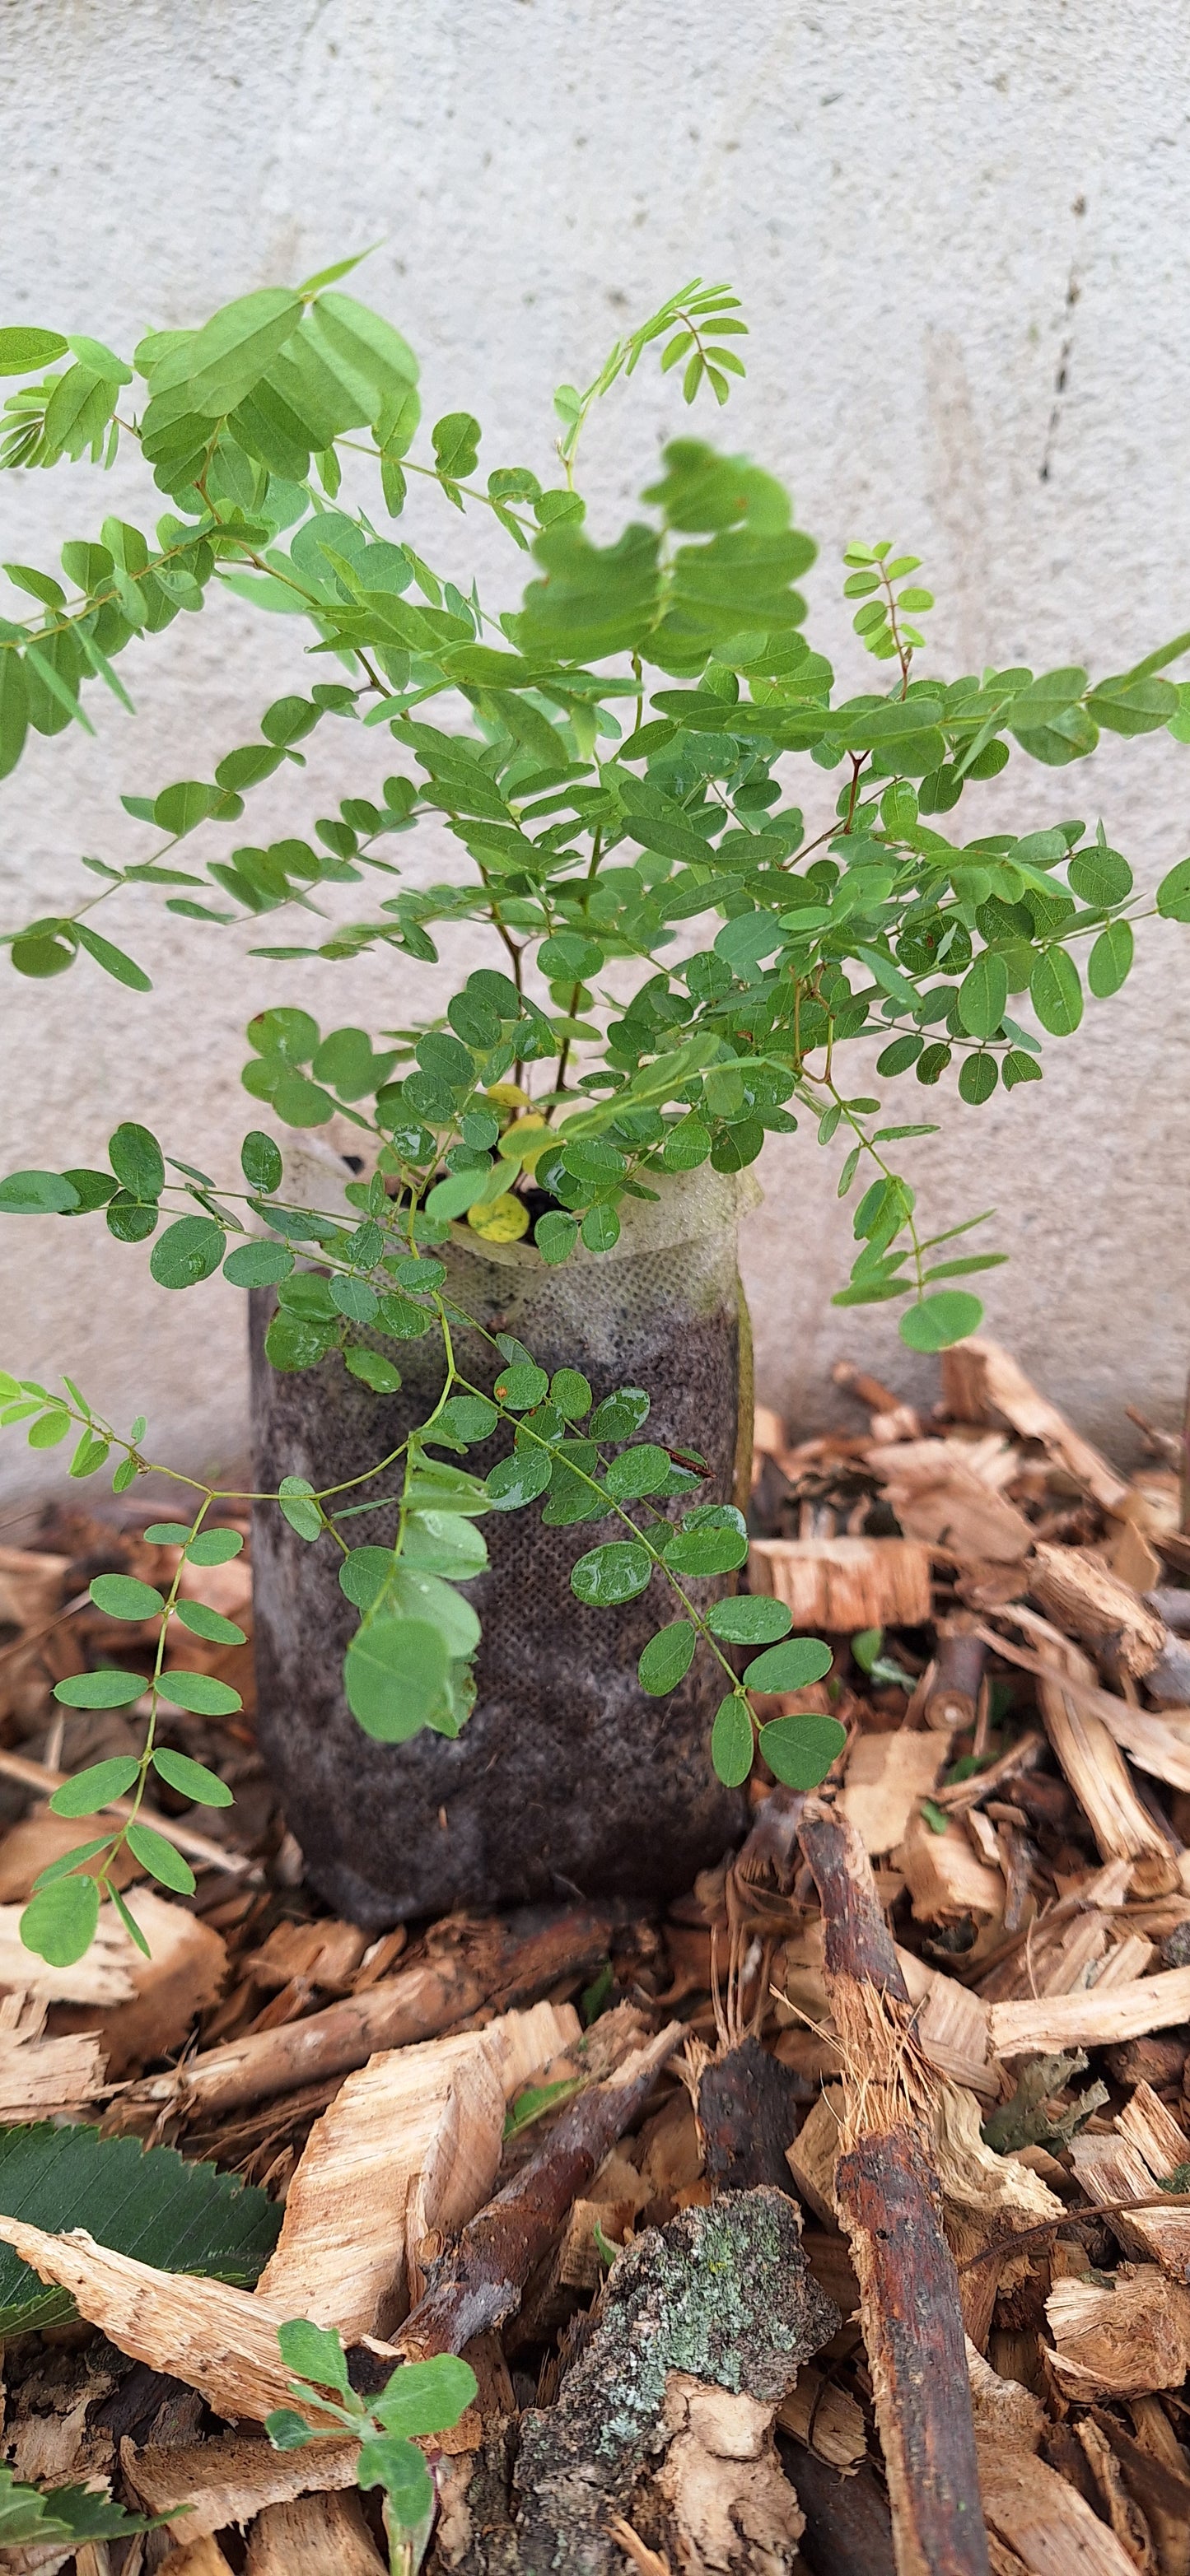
[468, 1192, 530, 1241]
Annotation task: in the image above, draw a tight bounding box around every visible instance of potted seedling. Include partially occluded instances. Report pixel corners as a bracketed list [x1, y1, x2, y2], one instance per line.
[2, 263, 1188, 1954]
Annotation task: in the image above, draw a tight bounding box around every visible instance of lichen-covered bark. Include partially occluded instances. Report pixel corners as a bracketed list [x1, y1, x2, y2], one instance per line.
[511, 2187, 838, 2574]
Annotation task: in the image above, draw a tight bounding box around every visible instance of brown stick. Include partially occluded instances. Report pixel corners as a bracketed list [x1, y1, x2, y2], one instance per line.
[116, 1908, 614, 2122]
[924, 1621, 988, 1735]
[798, 1799, 990, 2576]
[394, 2023, 684, 2360]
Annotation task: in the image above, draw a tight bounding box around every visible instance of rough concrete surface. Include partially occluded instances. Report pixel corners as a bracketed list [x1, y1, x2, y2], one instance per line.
[1, 0, 1188, 1496]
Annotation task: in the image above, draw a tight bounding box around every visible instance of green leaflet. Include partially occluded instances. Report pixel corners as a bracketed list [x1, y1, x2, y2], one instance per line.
[0, 2125, 280, 2332]
[0, 2466, 164, 2549]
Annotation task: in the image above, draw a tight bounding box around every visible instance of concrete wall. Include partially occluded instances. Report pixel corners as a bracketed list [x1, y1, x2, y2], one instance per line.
[2, 0, 1188, 1501]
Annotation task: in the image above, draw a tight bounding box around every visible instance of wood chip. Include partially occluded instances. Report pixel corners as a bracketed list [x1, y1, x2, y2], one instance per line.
[124, 2429, 361, 2536]
[839, 1730, 944, 1857]
[777, 2364, 866, 2469]
[245, 2491, 385, 2574]
[896, 1805, 1006, 1925]
[978, 2448, 1139, 2576]
[747, 1535, 931, 1628]
[115, 1909, 609, 2122]
[1010, 1613, 1179, 1893]
[988, 1965, 1190, 2059]
[866, 1438, 1034, 1567]
[256, 2005, 579, 2341]
[158, 2542, 238, 2575]
[0, 2219, 355, 2421]
[0, 1544, 70, 1631]
[940, 1338, 1130, 1513]
[86, 1888, 227, 2079]
[0, 1993, 106, 2118]
[244, 1918, 371, 1994]
[1047, 2266, 1190, 2400]
[1028, 1540, 1166, 1679]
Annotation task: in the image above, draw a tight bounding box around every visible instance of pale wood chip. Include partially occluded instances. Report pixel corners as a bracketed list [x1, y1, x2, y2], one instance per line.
[747, 1534, 931, 1628]
[988, 1965, 1190, 2059]
[124, 2429, 361, 2535]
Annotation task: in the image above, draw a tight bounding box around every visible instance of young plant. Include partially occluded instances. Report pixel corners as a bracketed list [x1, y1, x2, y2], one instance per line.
[2, 263, 1188, 1963]
[265, 2320, 476, 2576]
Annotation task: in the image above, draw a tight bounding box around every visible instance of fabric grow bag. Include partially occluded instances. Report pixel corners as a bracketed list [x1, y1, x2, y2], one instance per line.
[250, 1167, 754, 1924]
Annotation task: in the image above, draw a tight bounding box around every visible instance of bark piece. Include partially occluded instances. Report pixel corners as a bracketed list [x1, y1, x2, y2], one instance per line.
[257, 2003, 578, 2341]
[115, 1907, 611, 2123]
[245, 1917, 371, 1993]
[697, 2033, 805, 2191]
[988, 1965, 1190, 2057]
[940, 1339, 1129, 1513]
[781, 2445, 897, 2576]
[0, 1992, 106, 2118]
[512, 2188, 838, 2576]
[653, 2371, 805, 2574]
[798, 1798, 992, 2576]
[1028, 1542, 1165, 1680]
[124, 2429, 361, 2536]
[0, 2218, 341, 2421]
[840, 1729, 945, 1856]
[926, 1622, 990, 1735]
[1046, 2266, 1190, 2400]
[396, 2024, 684, 2361]
[897, 1805, 1006, 1926]
[747, 1535, 931, 1628]
[245, 2490, 385, 2573]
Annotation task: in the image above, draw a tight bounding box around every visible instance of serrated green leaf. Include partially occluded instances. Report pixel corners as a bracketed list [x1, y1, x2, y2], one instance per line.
[0, 2121, 280, 2332]
[278, 2315, 352, 2393]
[0, 2463, 163, 2548]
